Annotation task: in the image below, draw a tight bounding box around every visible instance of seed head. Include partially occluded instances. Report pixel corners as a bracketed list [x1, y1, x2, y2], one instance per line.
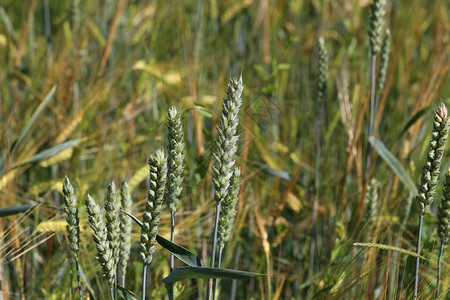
[368, 0, 386, 54]
[105, 181, 120, 268]
[63, 177, 81, 258]
[165, 106, 185, 214]
[85, 194, 115, 287]
[212, 77, 243, 205]
[416, 104, 449, 214]
[140, 149, 167, 265]
[377, 29, 391, 93]
[218, 167, 242, 250]
[316, 37, 328, 104]
[119, 182, 133, 277]
[438, 168, 450, 244]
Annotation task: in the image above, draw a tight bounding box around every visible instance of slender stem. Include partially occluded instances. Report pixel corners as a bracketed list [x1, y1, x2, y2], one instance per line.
[374, 93, 381, 132]
[121, 273, 125, 288]
[369, 54, 377, 138]
[366, 54, 377, 180]
[113, 273, 117, 300]
[309, 116, 321, 278]
[169, 211, 175, 300]
[414, 214, 424, 300]
[206, 202, 221, 300]
[230, 245, 241, 300]
[212, 247, 223, 300]
[74, 256, 83, 299]
[436, 242, 444, 299]
[141, 264, 147, 300]
[170, 212, 175, 271]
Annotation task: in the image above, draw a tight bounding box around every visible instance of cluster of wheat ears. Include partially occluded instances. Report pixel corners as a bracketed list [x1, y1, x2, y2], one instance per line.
[63, 77, 251, 300]
[59, 0, 450, 299]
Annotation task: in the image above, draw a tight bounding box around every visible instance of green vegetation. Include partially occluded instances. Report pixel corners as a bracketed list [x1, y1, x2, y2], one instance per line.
[0, 0, 449, 299]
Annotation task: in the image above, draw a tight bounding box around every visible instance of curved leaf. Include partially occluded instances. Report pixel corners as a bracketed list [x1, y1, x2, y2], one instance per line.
[121, 210, 206, 267]
[117, 285, 140, 300]
[12, 85, 57, 152]
[398, 105, 431, 138]
[162, 266, 268, 284]
[156, 234, 206, 267]
[0, 205, 35, 217]
[14, 139, 81, 168]
[369, 137, 417, 195]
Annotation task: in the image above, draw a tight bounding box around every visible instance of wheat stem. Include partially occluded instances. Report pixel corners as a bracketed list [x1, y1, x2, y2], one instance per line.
[414, 104, 448, 299]
[85, 194, 115, 290]
[62, 177, 83, 299]
[414, 213, 423, 300]
[140, 149, 167, 299]
[207, 77, 243, 299]
[165, 106, 185, 300]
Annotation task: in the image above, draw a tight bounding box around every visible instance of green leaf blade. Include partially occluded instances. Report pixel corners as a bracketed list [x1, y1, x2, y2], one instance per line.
[369, 137, 417, 195]
[162, 266, 268, 284]
[117, 285, 140, 300]
[12, 85, 57, 152]
[0, 205, 34, 217]
[121, 209, 206, 267]
[14, 139, 81, 168]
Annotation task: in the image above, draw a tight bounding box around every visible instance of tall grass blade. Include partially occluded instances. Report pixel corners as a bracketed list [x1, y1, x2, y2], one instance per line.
[117, 285, 140, 300]
[13, 139, 81, 168]
[11, 85, 57, 152]
[0, 205, 35, 217]
[369, 136, 417, 194]
[163, 266, 267, 285]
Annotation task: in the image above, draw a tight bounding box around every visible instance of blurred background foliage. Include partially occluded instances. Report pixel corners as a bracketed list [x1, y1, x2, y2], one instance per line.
[0, 0, 449, 299]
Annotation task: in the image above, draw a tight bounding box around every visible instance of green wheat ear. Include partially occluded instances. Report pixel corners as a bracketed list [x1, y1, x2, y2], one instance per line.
[417, 103, 449, 214]
[85, 194, 115, 288]
[438, 168, 450, 245]
[119, 182, 132, 281]
[165, 106, 185, 213]
[414, 104, 449, 299]
[364, 178, 379, 225]
[62, 177, 83, 298]
[316, 37, 328, 104]
[105, 181, 120, 269]
[217, 167, 241, 250]
[376, 29, 390, 94]
[436, 167, 450, 297]
[208, 76, 243, 300]
[140, 149, 167, 266]
[368, 0, 386, 54]
[63, 177, 81, 263]
[212, 76, 243, 205]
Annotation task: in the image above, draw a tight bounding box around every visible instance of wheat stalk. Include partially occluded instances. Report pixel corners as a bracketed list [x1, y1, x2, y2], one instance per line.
[85, 194, 115, 296]
[105, 181, 120, 296]
[165, 106, 185, 300]
[212, 167, 242, 299]
[62, 176, 83, 299]
[140, 149, 167, 300]
[367, 0, 387, 178]
[310, 36, 329, 280]
[414, 103, 448, 299]
[207, 76, 243, 300]
[119, 182, 132, 286]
